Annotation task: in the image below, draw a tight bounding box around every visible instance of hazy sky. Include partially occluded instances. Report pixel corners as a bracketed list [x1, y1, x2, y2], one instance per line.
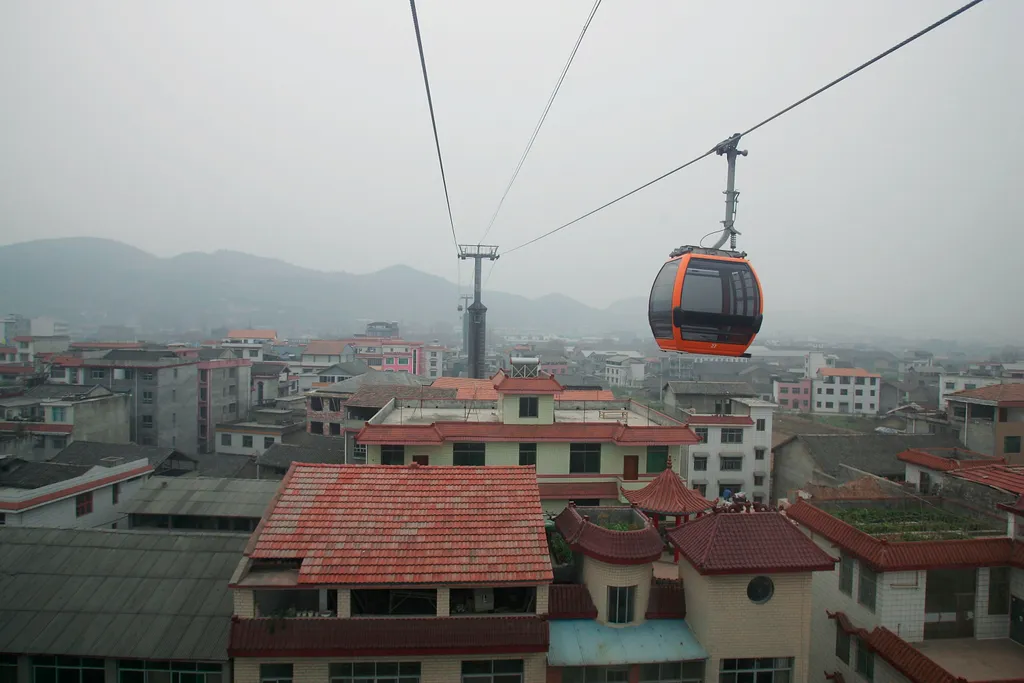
[1, 1, 1022, 336]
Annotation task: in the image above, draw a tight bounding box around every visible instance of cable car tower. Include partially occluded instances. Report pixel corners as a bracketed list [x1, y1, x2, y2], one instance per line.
[458, 244, 499, 379]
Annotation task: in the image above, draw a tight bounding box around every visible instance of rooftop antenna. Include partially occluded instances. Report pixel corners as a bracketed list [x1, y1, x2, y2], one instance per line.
[458, 244, 499, 379]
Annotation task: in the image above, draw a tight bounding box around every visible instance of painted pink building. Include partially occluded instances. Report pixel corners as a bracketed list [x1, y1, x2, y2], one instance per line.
[774, 378, 812, 412]
[342, 337, 426, 375]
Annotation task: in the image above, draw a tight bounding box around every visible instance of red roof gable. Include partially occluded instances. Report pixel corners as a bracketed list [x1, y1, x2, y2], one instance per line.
[548, 584, 597, 619]
[622, 467, 713, 515]
[685, 415, 755, 426]
[493, 372, 563, 394]
[229, 615, 548, 658]
[554, 504, 664, 565]
[357, 421, 699, 446]
[947, 383, 1024, 405]
[950, 464, 1024, 496]
[667, 511, 836, 575]
[897, 448, 1004, 472]
[246, 463, 552, 586]
[786, 500, 1023, 571]
[830, 612, 962, 683]
[538, 482, 620, 500]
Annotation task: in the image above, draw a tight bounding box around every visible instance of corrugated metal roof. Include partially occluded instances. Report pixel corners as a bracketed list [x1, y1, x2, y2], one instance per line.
[123, 477, 279, 518]
[0, 527, 247, 660]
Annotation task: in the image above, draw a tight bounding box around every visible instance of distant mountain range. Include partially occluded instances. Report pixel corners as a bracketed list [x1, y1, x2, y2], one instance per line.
[0, 238, 650, 337]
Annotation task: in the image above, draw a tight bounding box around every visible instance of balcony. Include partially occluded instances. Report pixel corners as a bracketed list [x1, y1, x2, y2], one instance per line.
[450, 587, 536, 616]
[254, 588, 336, 618]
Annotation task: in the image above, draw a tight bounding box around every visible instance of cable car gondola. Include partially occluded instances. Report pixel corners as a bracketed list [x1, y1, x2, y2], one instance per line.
[647, 133, 763, 357]
[648, 246, 763, 357]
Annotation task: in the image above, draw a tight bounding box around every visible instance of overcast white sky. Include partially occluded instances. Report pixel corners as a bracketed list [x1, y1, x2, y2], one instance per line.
[1, 1, 1021, 335]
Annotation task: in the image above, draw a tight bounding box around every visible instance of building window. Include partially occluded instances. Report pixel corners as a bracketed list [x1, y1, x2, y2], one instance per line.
[248, 349, 259, 357]
[453, 442, 486, 466]
[199, 425, 206, 437]
[569, 443, 601, 473]
[199, 388, 207, 401]
[329, 662, 420, 683]
[352, 443, 367, 464]
[118, 660, 223, 683]
[826, 388, 834, 395]
[141, 436, 155, 446]
[563, 667, 630, 683]
[33, 435, 46, 449]
[32, 657, 106, 683]
[720, 456, 743, 471]
[693, 456, 707, 471]
[263, 436, 275, 449]
[51, 436, 67, 450]
[816, 401, 822, 408]
[639, 661, 704, 683]
[242, 435, 253, 448]
[836, 621, 851, 663]
[381, 445, 406, 465]
[756, 418, 766, 431]
[141, 371, 154, 381]
[856, 389, 863, 396]
[989, 566, 1011, 615]
[719, 658, 793, 683]
[90, 369, 105, 379]
[840, 389, 848, 396]
[260, 664, 293, 683]
[141, 416, 153, 428]
[855, 639, 874, 682]
[221, 433, 231, 447]
[693, 483, 707, 496]
[199, 406, 207, 418]
[75, 492, 94, 517]
[519, 396, 539, 418]
[200, 370, 208, 381]
[779, 387, 789, 394]
[855, 403, 863, 410]
[713, 399, 732, 415]
[839, 552, 854, 595]
[607, 585, 636, 624]
[825, 402, 834, 409]
[754, 447, 765, 460]
[51, 407, 66, 422]
[746, 576, 774, 604]
[142, 391, 153, 404]
[869, 403, 875, 410]
[753, 475, 764, 486]
[519, 443, 537, 467]
[693, 427, 708, 442]
[817, 388, 822, 394]
[858, 564, 877, 612]
[460, 660, 523, 683]
[646, 446, 669, 473]
[112, 483, 120, 505]
[721, 428, 743, 444]
[1004, 436, 1022, 454]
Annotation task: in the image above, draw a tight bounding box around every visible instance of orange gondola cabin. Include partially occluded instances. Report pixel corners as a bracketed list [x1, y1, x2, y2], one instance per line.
[648, 246, 763, 357]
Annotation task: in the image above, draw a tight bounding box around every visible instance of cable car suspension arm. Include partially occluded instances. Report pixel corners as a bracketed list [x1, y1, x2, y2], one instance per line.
[710, 133, 748, 251]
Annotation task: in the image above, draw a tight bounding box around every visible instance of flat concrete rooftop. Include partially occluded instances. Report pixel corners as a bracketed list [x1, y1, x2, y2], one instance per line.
[381, 405, 667, 427]
[914, 638, 1024, 681]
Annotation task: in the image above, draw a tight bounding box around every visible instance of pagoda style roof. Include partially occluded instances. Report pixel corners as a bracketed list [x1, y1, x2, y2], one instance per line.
[621, 461, 713, 515]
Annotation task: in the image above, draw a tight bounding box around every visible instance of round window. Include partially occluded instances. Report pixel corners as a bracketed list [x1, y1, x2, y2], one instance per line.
[747, 576, 774, 604]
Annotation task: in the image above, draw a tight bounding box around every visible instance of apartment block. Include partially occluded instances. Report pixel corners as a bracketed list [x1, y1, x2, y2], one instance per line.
[222, 329, 278, 362]
[811, 368, 881, 415]
[773, 378, 812, 413]
[198, 349, 253, 454]
[945, 384, 1024, 464]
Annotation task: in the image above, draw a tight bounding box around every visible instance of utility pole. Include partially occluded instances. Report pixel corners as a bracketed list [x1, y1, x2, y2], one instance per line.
[458, 244, 499, 379]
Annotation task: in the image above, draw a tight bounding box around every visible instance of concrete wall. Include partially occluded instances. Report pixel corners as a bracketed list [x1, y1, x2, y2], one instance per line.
[501, 394, 556, 425]
[680, 562, 814, 683]
[581, 556, 652, 626]
[72, 394, 131, 444]
[234, 653, 547, 683]
[218, 429, 281, 456]
[208, 364, 251, 449]
[2, 474, 147, 529]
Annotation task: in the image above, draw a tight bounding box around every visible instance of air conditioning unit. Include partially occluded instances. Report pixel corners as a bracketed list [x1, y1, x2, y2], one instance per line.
[473, 588, 493, 613]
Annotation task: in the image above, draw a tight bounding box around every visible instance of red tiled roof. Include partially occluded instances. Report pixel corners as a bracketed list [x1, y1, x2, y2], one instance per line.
[825, 673, 846, 683]
[246, 464, 552, 585]
[430, 377, 615, 402]
[493, 372, 563, 394]
[0, 347, 15, 354]
[303, 340, 353, 356]
[554, 505, 664, 565]
[229, 616, 548, 657]
[0, 422, 74, 434]
[51, 356, 84, 367]
[787, 500, 1024, 571]
[830, 612, 962, 683]
[344, 385, 457, 408]
[227, 329, 277, 339]
[950, 464, 1024, 495]
[947, 383, 1024, 405]
[997, 495, 1024, 517]
[818, 368, 881, 378]
[0, 365, 38, 375]
[622, 468, 713, 515]
[538, 482, 620, 500]
[667, 511, 836, 575]
[548, 584, 597, 619]
[897, 448, 1004, 472]
[684, 415, 755, 426]
[68, 342, 145, 350]
[646, 578, 686, 619]
[558, 390, 616, 401]
[357, 421, 699, 446]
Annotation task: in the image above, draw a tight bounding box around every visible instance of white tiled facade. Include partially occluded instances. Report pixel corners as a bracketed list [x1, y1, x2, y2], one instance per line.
[685, 398, 774, 503]
[811, 375, 880, 415]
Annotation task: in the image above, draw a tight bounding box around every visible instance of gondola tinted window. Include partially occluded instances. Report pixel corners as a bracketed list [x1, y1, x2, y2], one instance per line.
[648, 259, 680, 339]
[678, 258, 760, 343]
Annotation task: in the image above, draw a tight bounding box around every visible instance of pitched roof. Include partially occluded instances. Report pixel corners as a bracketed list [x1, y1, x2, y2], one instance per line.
[303, 340, 354, 356]
[0, 364, 39, 375]
[775, 434, 964, 478]
[344, 385, 457, 409]
[897, 447, 1003, 472]
[228, 615, 548, 657]
[430, 377, 613, 401]
[685, 415, 755, 426]
[947, 382, 1024, 404]
[667, 512, 836, 575]
[226, 329, 277, 339]
[622, 468, 713, 514]
[50, 441, 188, 469]
[320, 369, 429, 394]
[356, 421, 700, 446]
[21, 384, 112, 401]
[548, 584, 598, 619]
[493, 372, 563, 394]
[245, 463, 552, 585]
[830, 613, 961, 683]
[256, 442, 344, 470]
[250, 361, 288, 377]
[554, 505, 664, 565]
[123, 477, 279, 518]
[189, 452, 258, 478]
[538, 481, 620, 500]
[818, 368, 881, 378]
[664, 381, 757, 397]
[786, 500, 1023, 571]
[997, 494, 1024, 517]
[646, 578, 687, 619]
[0, 527, 247, 660]
[949, 464, 1024, 496]
[102, 349, 181, 361]
[316, 360, 371, 377]
[0, 459, 91, 489]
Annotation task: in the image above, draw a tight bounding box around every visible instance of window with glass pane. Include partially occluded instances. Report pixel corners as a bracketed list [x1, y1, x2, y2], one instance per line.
[838, 552, 854, 595]
[858, 565, 877, 612]
[460, 659, 523, 683]
[562, 667, 630, 682]
[453, 442, 486, 466]
[569, 443, 601, 473]
[719, 658, 793, 683]
[32, 657, 106, 683]
[693, 427, 708, 443]
[640, 661, 705, 682]
[835, 623, 850, 664]
[381, 445, 405, 465]
[855, 639, 874, 682]
[1, 655, 17, 683]
[118, 661, 223, 683]
[646, 446, 669, 473]
[519, 396, 539, 418]
[519, 443, 537, 467]
[329, 662, 420, 683]
[988, 566, 1011, 615]
[607, 585, 636, 624]
[259, 664, 292, 683]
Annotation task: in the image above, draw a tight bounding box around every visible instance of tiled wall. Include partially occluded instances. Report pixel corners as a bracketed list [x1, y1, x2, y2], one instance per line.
[581, 557, 652, 625]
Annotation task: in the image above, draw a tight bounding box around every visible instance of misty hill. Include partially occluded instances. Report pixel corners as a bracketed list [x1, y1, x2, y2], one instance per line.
[0, 238, 649, 336]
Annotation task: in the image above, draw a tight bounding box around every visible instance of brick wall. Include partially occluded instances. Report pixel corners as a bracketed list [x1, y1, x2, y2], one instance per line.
[681, 561, 814, 683]
[234, 589, 255, 618]
[975, 567, 1011, 639]
[234, 653, 547, 683]
[536, 584, 549, 615]
[581, 557, 652, 625]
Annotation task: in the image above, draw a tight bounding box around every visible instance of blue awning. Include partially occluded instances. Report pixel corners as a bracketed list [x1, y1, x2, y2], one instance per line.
[548, 619, 708, 667]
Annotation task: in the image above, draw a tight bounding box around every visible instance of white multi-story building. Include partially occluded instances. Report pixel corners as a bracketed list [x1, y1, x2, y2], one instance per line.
[682, 396, 775, 503]
[424, 343, 446, 379]
[812, 368, 881, 415]
[938, 373, 1004, 409]
[604, 355, 645, 388]
[222, 329, 278, 362]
